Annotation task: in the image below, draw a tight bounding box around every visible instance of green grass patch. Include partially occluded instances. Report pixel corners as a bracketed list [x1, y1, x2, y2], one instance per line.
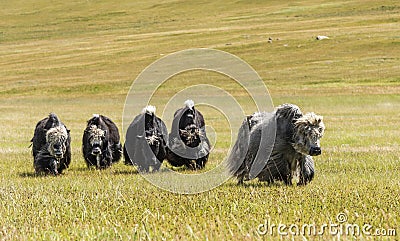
[0, 0, 399, 239]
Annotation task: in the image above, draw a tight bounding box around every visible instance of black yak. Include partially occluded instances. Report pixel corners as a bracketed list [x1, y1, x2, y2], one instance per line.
[31, 113, 71, 175]
[166, 100, 210, 170]
[82, 114, 122, 169]
[227, 103, 325, 185]
[124, 105, 168, 172]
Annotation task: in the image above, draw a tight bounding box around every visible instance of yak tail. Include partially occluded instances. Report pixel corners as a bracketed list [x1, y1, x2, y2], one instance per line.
[45, 113, 61, 129]
[88, 114, 102, 126]
[92, 114, 100, 122]
[225, 118, 250, 178]
[142, 105, 156, 115]
[48, 113, 60, 124]
[184, 99, 195, 109]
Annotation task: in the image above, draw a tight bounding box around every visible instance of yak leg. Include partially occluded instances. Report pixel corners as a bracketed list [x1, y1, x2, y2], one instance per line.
[195, 155, 208, 170]
[237, 174, 245, 185]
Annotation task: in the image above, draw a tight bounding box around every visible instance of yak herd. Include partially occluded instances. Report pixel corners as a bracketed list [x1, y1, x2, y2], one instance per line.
[30, 101, 325, 186]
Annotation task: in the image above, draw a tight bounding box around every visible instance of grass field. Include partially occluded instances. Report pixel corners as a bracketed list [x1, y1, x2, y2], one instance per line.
[1, 0, 400, 240]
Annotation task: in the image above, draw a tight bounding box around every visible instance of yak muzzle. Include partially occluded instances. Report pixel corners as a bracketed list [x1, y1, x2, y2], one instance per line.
[91, 147, 102, 155]
[54, 151, 63, 159]
[309, 146, 321, 156]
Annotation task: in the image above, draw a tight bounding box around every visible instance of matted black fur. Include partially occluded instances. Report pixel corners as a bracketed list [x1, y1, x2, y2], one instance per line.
[31, 113, 71, 175]
[227, 104, 324, 185]
[166, 100, 210, 170]
[123, 107, 168, 172]
[82, 114, 122, 169]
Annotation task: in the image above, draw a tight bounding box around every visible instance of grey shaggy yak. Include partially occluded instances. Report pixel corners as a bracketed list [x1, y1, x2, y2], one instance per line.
[31, 113, 71, 175]
[82, 114, 122, 169]
[166, 100, 210, 170]
[227, 104, 325, 185]
[124, 106, 168, 172]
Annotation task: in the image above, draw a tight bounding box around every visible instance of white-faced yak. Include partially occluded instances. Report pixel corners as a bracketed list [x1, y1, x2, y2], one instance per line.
[31, 113, 71, 175]
[227, 104, 325, 185]
[82, 114, 122, 169]
[123, 106, 168, 172]
[166, 100, 211, 170]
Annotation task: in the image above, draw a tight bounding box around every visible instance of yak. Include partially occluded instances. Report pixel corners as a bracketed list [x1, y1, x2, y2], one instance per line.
[124, 105, 168, 172]
[82, 114, 122, 169]
[166, 100, 210, 170]
[227, 103, 325, 185]
[31, 113, 71, 175]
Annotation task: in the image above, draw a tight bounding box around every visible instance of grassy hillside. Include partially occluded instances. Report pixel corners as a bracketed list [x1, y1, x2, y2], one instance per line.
[0, 0, 399, 240]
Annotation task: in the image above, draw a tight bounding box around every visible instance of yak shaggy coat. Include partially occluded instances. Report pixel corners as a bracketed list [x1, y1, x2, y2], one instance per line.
[31, 113, 71, 175]
[82, 114, 122, 169]
[166, 100, 211, 170]
[227, 104, 325, 185]
[124, 106, 168, 172]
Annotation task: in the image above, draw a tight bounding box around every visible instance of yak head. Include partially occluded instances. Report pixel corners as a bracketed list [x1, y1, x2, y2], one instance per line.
[292, 112, 325, 156]
[87, 125, 107, 159]
[144, 118, 163, 156]
[142, 106, 162, 153]
[127, 105, 164, 171]
[143, 129, 161, 152]
[178, 100, 201, 147]
[46, 126, 68, 159]
[46, 126, 69, 172]
[179, 124, 201, 147]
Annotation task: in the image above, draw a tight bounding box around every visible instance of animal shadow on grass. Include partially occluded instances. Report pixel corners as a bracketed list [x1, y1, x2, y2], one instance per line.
[18, 171, 58, 178]
[73, 166, 139, 175]
[113, 169, 139, 175]
[113, 165, 183, 175]
[224, 180, 294, 188]
[113, 166, 176, 175]
[18, 167, 140, 177]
